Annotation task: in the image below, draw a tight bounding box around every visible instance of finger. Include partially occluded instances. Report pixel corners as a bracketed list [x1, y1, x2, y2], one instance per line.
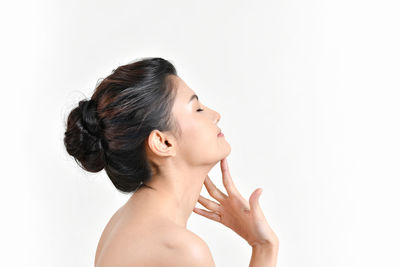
[193, 207, 221, 222]
[198, 195, 221, 214]
[220, 158, 241, 197]
[249, 188, 263, 214]
[204, 175, 228, 202]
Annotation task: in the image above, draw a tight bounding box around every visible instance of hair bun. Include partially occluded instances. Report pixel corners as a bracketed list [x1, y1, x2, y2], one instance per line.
[64, 99, 105, 172]
[79, 99, 101, 138]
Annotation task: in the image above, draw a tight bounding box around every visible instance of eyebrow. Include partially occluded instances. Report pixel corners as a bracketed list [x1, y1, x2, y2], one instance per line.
[188, 94, 199, 103]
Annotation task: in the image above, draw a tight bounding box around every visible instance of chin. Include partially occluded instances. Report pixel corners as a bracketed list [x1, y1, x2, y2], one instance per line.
[219, 141, 232, 159]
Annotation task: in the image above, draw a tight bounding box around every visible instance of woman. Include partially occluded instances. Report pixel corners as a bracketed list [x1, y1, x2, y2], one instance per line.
[64, 57, 279, 267]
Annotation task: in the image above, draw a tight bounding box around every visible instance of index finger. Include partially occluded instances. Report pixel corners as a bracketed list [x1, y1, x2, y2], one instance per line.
[220, 158, 240, 197]
[204, 175, 227, 202]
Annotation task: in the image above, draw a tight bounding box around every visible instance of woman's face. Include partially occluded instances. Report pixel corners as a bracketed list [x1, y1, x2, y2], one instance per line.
[170, 75, 231, 166]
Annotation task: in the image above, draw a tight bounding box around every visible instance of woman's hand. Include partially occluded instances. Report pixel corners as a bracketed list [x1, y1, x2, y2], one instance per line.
[193, 158, 279, 248]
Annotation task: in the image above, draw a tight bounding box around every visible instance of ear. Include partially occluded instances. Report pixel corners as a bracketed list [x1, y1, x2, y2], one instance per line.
[147, 130, 177, 157]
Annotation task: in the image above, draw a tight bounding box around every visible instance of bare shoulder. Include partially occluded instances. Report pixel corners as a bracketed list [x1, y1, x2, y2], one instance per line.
[129, 224, 216, 267]
[96, 218, 215, 267]
[176, 235, 215, 267]
[159, 226, 216, 267]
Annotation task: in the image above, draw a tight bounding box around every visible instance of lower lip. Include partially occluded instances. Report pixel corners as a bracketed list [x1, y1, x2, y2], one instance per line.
[217, 132, 224, 137]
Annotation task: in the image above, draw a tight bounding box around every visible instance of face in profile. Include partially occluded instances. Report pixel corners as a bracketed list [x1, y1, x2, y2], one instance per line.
[169, 75, 231, 167]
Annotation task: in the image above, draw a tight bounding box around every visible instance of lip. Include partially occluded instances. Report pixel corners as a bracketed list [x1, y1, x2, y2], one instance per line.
[217, 129, 224, 137]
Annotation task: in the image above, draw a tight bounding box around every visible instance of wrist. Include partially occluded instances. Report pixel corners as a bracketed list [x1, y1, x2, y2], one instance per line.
[251, 240, 279, 252]
[250, 242, 279, 267]
[248, 233, 279, 249]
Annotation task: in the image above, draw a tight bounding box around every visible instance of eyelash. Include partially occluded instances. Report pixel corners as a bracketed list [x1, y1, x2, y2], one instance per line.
[196, 108, 204, 112]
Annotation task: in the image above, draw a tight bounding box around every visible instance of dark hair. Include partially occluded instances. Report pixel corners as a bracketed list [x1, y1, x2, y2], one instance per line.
[63, 57, 181, 193]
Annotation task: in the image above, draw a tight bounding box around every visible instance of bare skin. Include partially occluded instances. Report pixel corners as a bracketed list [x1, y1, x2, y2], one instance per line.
[94, 188, 216, 267]
[94, 75, 279, 266]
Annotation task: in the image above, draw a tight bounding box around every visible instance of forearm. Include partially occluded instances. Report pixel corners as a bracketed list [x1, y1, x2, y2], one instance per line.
[249, 243, 279, 267]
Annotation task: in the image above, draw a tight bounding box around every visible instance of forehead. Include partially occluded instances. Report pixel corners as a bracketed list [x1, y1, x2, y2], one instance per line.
[170, 76, 198, 118]
[172, 75, 196, 101]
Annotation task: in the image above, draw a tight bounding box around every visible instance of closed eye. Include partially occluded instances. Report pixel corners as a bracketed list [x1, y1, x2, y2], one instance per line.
[196, 108, 204, 112]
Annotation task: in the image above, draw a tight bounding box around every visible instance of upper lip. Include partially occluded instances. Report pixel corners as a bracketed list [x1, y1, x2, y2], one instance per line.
[217, 128, 222, 135]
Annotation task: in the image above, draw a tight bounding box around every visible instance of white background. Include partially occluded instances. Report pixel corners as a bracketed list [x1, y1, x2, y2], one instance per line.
[1, 0, 399, 266]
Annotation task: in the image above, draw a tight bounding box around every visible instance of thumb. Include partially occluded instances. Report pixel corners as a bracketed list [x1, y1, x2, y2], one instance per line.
[249, 188, 263, 213]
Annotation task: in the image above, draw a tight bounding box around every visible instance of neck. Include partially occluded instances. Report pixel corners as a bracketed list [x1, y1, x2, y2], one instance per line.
[130, 161, 214, 228]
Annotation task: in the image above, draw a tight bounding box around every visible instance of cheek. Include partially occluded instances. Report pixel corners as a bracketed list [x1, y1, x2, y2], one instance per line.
[179, 123, 217, 159]
[185, 123, 211, 145]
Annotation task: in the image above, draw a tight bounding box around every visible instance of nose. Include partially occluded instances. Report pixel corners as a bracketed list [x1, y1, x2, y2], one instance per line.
[214, 110, 221, 124]
[207, 105, 221, 124]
